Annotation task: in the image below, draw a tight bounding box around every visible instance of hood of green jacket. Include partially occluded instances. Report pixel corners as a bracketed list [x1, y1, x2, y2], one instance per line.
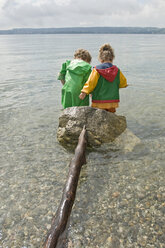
[67, 59, 91, 75]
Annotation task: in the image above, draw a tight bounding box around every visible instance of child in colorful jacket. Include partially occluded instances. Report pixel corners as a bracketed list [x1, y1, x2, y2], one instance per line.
[79, 44, 127, 113]
[58, 49, 92, 109]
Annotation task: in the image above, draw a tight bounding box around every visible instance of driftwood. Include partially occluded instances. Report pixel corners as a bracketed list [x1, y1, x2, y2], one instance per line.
[44, 126, 87, 248]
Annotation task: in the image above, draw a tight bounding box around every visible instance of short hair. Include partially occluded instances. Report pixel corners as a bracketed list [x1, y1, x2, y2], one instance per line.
[98, 43, 115, 62]
[74, 49, 92, 63]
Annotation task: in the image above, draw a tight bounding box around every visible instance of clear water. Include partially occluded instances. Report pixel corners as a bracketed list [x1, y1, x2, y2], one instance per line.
[0, 34, 165, 248]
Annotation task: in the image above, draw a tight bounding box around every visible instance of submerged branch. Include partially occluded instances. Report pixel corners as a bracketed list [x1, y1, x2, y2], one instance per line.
[44, 126, 87, 248]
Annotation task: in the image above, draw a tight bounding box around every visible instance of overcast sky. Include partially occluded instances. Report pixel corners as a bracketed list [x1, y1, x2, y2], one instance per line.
[0, 0, 165, 30]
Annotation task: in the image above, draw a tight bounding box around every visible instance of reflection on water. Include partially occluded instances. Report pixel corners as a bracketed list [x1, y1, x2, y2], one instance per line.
[0, 34, 165, 247]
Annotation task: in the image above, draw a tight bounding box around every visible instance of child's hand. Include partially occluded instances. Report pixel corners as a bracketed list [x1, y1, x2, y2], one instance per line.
[79, 92, 87, 100]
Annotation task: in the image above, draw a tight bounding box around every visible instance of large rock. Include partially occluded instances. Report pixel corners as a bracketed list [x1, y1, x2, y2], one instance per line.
[57, 106, 127, 149]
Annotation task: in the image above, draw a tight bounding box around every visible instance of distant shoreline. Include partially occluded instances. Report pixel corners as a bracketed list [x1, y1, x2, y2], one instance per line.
[0, 27, 165, 35]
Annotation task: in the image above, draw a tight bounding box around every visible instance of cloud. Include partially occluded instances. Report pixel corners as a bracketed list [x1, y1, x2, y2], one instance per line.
[0, 0, 165, 29]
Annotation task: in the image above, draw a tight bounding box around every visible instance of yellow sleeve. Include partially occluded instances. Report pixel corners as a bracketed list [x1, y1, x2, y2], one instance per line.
[81, 68, 100, 94]
[119, 71, 128, 88]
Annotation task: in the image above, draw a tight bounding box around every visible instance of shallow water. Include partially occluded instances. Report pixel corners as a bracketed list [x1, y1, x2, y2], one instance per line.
[0, 34, 165, 247]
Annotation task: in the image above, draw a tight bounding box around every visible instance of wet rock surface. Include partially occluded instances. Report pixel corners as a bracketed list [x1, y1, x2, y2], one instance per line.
[57, 106, 127, 148]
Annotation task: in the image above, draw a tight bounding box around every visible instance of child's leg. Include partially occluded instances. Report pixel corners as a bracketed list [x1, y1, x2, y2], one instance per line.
[105, 108, 116, 113]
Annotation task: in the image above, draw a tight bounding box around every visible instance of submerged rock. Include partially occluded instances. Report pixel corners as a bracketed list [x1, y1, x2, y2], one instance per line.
[112, 128, 141, 152]
[57, 106, 127, 149]
[101, 128, 141, 153]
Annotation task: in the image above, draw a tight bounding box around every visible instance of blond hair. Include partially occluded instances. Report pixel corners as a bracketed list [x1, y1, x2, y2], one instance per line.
[98, 43, 115, 62]
[74, 49, 92, 63]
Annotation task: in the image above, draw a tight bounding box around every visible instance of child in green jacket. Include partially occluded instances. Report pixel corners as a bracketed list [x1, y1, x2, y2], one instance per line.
[79, 44, 127, 113]
[58, 49, 92, 109]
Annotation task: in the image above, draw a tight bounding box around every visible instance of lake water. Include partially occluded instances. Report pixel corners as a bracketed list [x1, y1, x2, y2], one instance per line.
[0, 34, 165, 248]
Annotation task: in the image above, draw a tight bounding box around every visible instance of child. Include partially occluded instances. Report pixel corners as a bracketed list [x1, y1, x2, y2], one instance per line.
[79, 44, 127, 113]
[58, 49, 92, 109]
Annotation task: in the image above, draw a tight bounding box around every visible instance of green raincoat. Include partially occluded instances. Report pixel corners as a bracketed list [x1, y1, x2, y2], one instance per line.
[58, 59, 91, 109]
